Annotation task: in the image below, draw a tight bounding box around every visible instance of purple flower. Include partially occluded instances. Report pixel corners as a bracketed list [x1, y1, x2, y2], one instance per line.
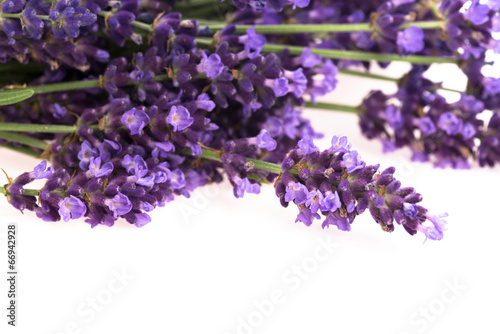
[285, 182, 309, 204]
[397, 26, 424, 53]
[52, 103, 67, 119]
[418, 213, 448, 241]
[152, 142, 175, 159]
[403, 203, 418, 219]
[321, 191, 341, 212]
[21, 8, 44, 39]
[167, 106, 194, 132]
[122, 108, 150, 135]
[170, 169, 186, 189]
[86, 157, 114, 178]
[295, 206, 320, 227]
[468, 0, 491, 25]
[297, 134, 317, 154]
[196, 93, 216, 112]
[99, 140, 121, 163]
[77, 141, 98, 170]
[274, 135, 445, 239]
[305, 190, 324, 214]
[239, 26, 266, 59]
[123, 154, 138, 174]
[342, 150, 364, 173]
[285, 68, 308, 98]
[323, 211, 351, 231]
[134, 213, 152, 228]
[483, 78, 500, 98]
[382, 140, 397, 153]
[234, 177, 260, 198]
[197, 52, 225, 79]
[59, 196, 87, 222]
[438, 112, 463, 135]
[418, 117, 437, 136]
[461, 123, 476, 140]
[257, 129, 277, 151]
[386, 105, 403, 129]
[264, 117, 284, 137]
[272, 77, 289, 97]
[105, 193, 132, 218]
[299, 48, 321, 68]
[331, 135, 351, 152]
[49, 0, 97, 38]
[249, 0, 266, 10]
[33, 161, 53, 179]
[291, 0, 310, 9]
[125, 155, 148, 177]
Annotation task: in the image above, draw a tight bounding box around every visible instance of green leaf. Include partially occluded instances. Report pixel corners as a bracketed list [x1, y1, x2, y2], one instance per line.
[0, 89, 34, 106]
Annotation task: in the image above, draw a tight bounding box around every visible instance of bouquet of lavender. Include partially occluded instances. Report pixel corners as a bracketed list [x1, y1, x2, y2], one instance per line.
[1, 0, 498, 241]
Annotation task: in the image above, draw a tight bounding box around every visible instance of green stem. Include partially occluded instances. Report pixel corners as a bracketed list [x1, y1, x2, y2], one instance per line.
[338, 69, 463, 93]
[27, 80, 100, 94]
[98, 11, 153, 32]
[3, 74, 170, 99]
[0, 143, 41, 158]
[304, 101, 359, 113]
[0, 123, 84, 133]
[261, 43, 457, 65]
[0, 185, 40, 197]
[198, 148, 284, 175]
[0, 13, 50, 20]
[0, 131, 48, 150]
[207, 20, 444, 34]
[338, 68, 401, 82]
[196, 37, 457, 65]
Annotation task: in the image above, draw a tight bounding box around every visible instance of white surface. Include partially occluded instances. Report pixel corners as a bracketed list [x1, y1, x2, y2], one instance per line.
[1, 63, 499, 334]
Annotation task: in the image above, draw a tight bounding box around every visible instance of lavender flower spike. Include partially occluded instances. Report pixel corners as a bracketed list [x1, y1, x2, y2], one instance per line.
[274, 135, 447, 241]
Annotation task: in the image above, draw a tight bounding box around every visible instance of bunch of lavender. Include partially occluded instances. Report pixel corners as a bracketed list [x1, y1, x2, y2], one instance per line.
[0, 0, 460, 242]
[189, 0, 500, 168]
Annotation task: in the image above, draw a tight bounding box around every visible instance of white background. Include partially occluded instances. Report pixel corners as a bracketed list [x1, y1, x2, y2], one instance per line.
[1, 62, 499, 334]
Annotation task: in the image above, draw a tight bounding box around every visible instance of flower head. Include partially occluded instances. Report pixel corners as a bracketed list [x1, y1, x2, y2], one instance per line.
[240, 26, 266, 59]
[234, 177, 261, 198]
[59, 196, 87, 222]
[397, 26, 425, 54]
[257, 130, 277, 151]
[342, 150, 364, 173]
[438, 112, 463, 135]
[86, 157, 114, 178]
[167, 106, 194, 132]
[331, 135, 351, 153]
[197, 52, 225, 79]
[33, 161, 53, 180]
[122, 108, 150, 135]
[105, 193, 132, 218]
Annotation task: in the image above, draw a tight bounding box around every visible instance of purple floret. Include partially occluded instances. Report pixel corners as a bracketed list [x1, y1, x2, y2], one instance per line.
[122, 108, 150, 135]
[197, 52, 225, 79]
[105, 193, 133, 218]
[397, 26, 425, 54]
[167, 105, 194, 132]
[59, 196, 87, 222]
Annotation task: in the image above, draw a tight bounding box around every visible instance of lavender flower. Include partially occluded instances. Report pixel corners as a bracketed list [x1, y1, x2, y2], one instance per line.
[105, 193, 133, 218]
[197, 52, 225, 79]
[274, 135, 447, 239]
[59, 196, 87, 222]
[167, 106, 194, 132]
[397, 26, 425, 54]
[122, 108, 150, 135]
